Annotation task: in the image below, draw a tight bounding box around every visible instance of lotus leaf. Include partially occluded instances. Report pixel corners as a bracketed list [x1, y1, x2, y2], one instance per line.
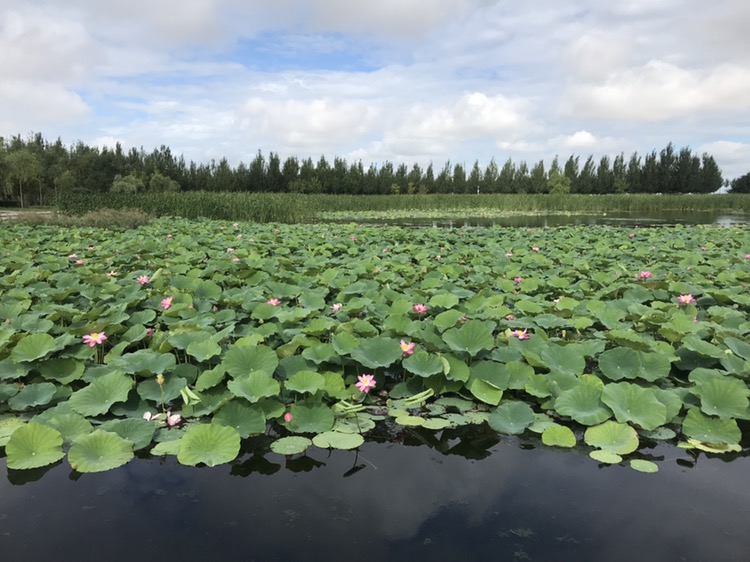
[228, 371, 280, 403]
[109, 349, 177, 375]
[488, 401, 535, 434]
[99, 418, 157, 450]
[11, 333, 57, 363]
[554, 376, 612, 426]
[312, 431, 364, 450]
[681, 408, 741, 445]
[34, 412, 93, 445]
[288, 400, 335, 433]
[284, 370, 326, 394]
[601, 382, 667, 431]
[589, 450, 622, 464]
[442, 320, 495, 357]
[629, 459, 659, 473]
[692, 377, 749, 419]
[467, 378, 503, 405]
[38, 358, 85, 384]
[8, 382, 56, 411]
[68, 372, 133, 416]
[177, 424, 241, 467]
[68, 429, 134, 473]
[186, 339, 222, 362]
[584, 421, 639, 454]
[270, 436, 312, 455]
[6, 424, 65, 470]
[223, 344, 279, 377]
[137, 375, 187, 403]
[541, 423, 576, 448]
[540, 343, 585, 377]
[349, 337, 402, 369]
[213, 400, 266, 438]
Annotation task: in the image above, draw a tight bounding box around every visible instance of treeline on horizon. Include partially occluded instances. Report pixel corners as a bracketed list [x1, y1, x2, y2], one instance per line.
[0, 132, 734, 208]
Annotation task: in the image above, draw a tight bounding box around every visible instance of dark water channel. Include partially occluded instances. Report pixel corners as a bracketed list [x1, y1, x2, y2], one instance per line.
[2, 429, 749, 562]
[345, 210, 750, 228]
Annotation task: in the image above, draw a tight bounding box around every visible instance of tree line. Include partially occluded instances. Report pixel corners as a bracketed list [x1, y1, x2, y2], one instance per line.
[0, 132, 730, 207]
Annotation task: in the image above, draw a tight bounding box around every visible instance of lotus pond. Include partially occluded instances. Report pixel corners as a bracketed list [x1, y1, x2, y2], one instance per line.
[1, 218, 750, 558]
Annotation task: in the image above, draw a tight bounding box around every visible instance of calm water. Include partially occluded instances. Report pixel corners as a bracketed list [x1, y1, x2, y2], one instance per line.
[2, 427, 749, 562]
[347, 210, 750, 228]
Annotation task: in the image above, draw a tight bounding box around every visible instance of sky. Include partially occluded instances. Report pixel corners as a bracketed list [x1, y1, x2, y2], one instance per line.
[2, 0, 750, 180]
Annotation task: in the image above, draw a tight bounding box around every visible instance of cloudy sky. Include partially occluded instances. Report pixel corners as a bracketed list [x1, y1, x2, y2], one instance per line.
[2, 0, 749, 180]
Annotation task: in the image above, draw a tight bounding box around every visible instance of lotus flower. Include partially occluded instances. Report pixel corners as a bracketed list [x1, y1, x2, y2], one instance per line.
[412, 303, 428, 315]
[284, 412, 293, 423]
[267, 298, 281, 306]
[82, 332, 107, 347]
[678, 294, 696, 305]
[514, 276, 523, 283]
[166, 412, 182, 427]
[161, 296, 173, 310]
[331, 303, 342, 313]
[639, 271, 652, 279]
[400, 340, 415, 357]
[510, 329, 529, 340]
[355, 374, 376, 394]
[136, 275, 149, 285]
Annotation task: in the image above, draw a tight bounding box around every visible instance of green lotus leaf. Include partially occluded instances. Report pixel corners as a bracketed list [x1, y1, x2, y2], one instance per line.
[681, 408, 741, 445]
[38, 358, 85, 384]
[470, 360, 510, 390]
[223, 344, 278, 377]
[488, 401, 535, 435]
[349, 337, 402, 369]
[333, 415, 376, 434]
[270, 436, 312, 455]
[681, 335, 725, 359]
[227, 371, 280, 403]
[0, 416, 28, 446]
[0, 382, 18, 401]
[8, 382, 56, 411]
[68, 429, 134, 473]
[213, 400, 266, 438]
[11, 333, 57, 362]
[525, 373, 554, 399]
[540, 343, 585, 377]
[428, 293, 459, 309]
[195, 365, 226, 391]
[692, 377, 749, 419]
[584, 421, 639, 454]
[312, 431, 364, 450]
[529, 412, 556, 433]
[541, 423, 577, 448]
[251, 302, 278, 320]
[137, 375, 187, 403]
[177, 424, 241, 467]
[99, 418, 157, 450]
[443, 354, 470, 383]
[403, 351, 444, 378]
[601, 382, 667, 431]
[422, 418, 452, 430]
[121, 324, 148, 343]
[69, 372, 133, 416]
[642, 426, 677, 440]
[301, 343, 339, 365]
[303, 318, 336, 336]
[554, 376, 611, 426]
[515, 299, 543, 314]
[331, 332, 360, 355]
[195, 280, 222, 300]
[33, 412, 93, 445]
[6, 423, 65, 470]
[629, 459, 659, 473]
[433, 309, 466, 332]
[724, 336, 750, 360]
[652, 388, 684, 423]
[442, 320, 494, 357]
[394, 415, 425, 427]
[151, 439, 181, 456]
[685, 438, 742, 454]
[467, 377, 503, 406]
[186, 339, 222, 362]
[589, 450, 622, 464]
[108, 350, 176, 375]
[284, 370, 326, 394]
[598, 347, 640, 381]
[288, 400, 335, 433]
[604, 329, 652, 351]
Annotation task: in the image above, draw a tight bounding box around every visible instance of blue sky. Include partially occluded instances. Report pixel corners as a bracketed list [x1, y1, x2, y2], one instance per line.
[2, 0, 750, 179]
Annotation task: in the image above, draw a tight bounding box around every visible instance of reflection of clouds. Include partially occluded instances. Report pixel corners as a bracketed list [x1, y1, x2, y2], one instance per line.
[2, 440, 750, 561]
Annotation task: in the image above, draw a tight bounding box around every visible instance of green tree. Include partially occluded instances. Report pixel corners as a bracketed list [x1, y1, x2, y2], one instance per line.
[698, 154, 723, 193]
[4, 149, 42, 207]
[111, 173, 144, 194]
[149, 171, 180, 192]
[730, 172, 750, 193]
[547, 169, 571, 194]
[498, 158, 515, 193]
[529, 160, 546, 193]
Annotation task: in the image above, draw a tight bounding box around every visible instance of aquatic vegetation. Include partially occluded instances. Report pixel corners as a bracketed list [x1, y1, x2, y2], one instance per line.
[0, 218, 749, 476]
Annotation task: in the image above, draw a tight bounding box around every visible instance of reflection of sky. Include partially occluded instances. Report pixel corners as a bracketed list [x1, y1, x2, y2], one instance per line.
[1, 439, 749, 562]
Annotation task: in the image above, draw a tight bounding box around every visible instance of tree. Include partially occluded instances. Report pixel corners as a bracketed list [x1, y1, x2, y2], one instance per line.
[453, 162, 467, 194]
[111, 173, 144, 194]
[468, 160, 483, 194]
[149, 171, 180, 192]
[698, 154, 723, 193]
[498, 158, 515, 193]
[4, 149, 42, 207]
[529, 160, 546, 193]
[730, 172, 750, 193]
[548, 169, 571, 194]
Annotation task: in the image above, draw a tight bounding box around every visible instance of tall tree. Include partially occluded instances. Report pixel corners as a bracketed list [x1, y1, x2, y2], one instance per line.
[4, 149, 42, 207]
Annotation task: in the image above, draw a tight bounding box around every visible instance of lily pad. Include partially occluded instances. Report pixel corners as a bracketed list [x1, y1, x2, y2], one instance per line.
[312, 431, 364, 450]
[6, 424, 65, 470]
[629, 459, 659, 473]
[403, 351, 444, 377]
[228, 371, 281, 403]
[589, 450, 622, 464]
[213, 400, 266, 438]
[541, 423, 577, 448]
[488, 401, 535, 435]
[692, 377, 749, 419]
[681, 408, 741, 445]
[68, 430, 134, 473]
[554, 376, 612, 426]
[288, 400, 335, 433]
[223, 344, 279, 377]
[270, 436, 312, 455]
[98, 418, 157, 450]
[177, 423, 241, 467]
[8, 382, 56, 411]
[601, 382, 667, 431]
[68, 372, 133, 416]
[349, 337, 402, 369]
[584, 421, 639, 455]
[284, 370, 326, 394]
[10, 333, 57, 363]
[442, 320, 495, 357]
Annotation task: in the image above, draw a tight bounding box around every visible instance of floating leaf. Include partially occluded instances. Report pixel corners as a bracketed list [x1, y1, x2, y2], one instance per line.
[8, 382, 56, 411]
[601, 382, 667, 431]
[38, 358, 85, 384]
[0, 416, 28, 447]
[34, 413, 93, 445]
[223, 344, 278, 377]
[213, 400, 266, 438]
[403, 351, 444, 377]
[540, 343, 585, 377]
[629, 459, 659, 473]
[186, 339, 222, 362]
[554, 376, 611, 426]
[284, 370, 326, 394]
[288, 400, 335, 433]
[349, 337, 402, 369]
[137, 375, 187, 403]
[177, 424, 241, 467]
[488, 401, 535, 434]
[692, 377, 749, 419]
[99, 418, 157, 450]
[270, 436, 312, 455]
[6, 424, 65, 470]
[68, 430, 134, 473]
[151, 439, 181, 456]
[10, 333, 57, 362]
[228, 371, 281, 403]
[442, 320, 494, 357]
[584, 421, 639, 455]
[541, 423, 576, 448]
[312, 431, 364, 450]
[681, 408, 741, 445]
[589, 450, 622, 464]
[68, 372, 133, 416]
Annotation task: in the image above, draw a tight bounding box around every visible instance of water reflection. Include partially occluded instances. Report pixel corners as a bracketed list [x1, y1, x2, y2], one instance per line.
[342, 211, 750, 229]
[2, 426, 749, 562]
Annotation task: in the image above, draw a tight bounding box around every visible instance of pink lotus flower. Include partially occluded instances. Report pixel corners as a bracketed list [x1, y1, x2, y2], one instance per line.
[331, 303, 342, 313]
[136, 275, 149, 285]
[83, 332, 107, 347]
[532, 247, 540, 252]
[161, 296, 173, 310]
[678, 294, 696, 305]
[413, 303, 428, 315]
[513, 276, 524, 283]
[166, 234, 173, 238]
[510, 329, 529, 340]
[237, 233, 242, 239]
[74, 259, 84, 265]
[266, 298, 281, 306]
[227, 247, 234, 252]
[505, 314, 516, 321]
[400, 340, 415, 356]
[639, 271, 652, 279]
[166, 412, 182, 427]
[629, 233, 635, 239]
[232, 257, 240, 262]
[745, 254, 750, 260]
[284, 412, 293, 423]
[146, 327, 154, 337]
[68, 253, 77, 259]
[143, 411, 161, 422]
[505, 252, 513, 257]
[355, 374, 376, 394]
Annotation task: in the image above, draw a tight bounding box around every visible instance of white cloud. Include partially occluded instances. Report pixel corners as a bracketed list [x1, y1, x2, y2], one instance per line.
[697, 140, 750, 180]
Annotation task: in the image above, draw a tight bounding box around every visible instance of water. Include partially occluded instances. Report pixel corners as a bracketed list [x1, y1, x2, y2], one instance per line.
[2, 428, 749, 562]
[342, 210, 750, 228]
